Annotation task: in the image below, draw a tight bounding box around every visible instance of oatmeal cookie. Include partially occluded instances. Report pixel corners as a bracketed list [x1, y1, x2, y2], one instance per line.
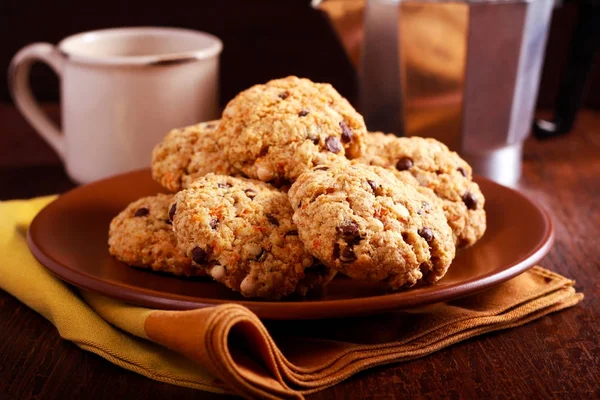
[217, 76, 366, 184]
[171, 174, 314, 299]
[359, 133, 486, 248]
[289, 162, 455, 290]
[151, 120, 238, 192]
[108, 194, 202, 277]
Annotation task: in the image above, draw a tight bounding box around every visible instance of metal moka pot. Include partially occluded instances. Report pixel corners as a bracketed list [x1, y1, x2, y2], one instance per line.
[315, 0, 554, 186]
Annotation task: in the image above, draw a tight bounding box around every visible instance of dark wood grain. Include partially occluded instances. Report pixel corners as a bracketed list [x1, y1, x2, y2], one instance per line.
[1, 103, 599, 399]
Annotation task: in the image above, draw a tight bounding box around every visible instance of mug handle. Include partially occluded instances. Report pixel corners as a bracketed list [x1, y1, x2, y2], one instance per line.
[8, 43, 66, 159]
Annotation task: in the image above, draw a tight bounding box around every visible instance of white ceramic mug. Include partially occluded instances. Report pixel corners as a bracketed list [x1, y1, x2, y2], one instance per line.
[9, 27, 222, 184]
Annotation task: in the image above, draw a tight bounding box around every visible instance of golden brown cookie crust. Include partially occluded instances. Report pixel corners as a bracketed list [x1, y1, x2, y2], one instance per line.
[171, 174, 314, 299]
[151, 120, 238, 192]
[359, 133, 486, 248]
[108, 194, 202, 277]
[289, 162, 455, 290]
[218, 76, 367, 184]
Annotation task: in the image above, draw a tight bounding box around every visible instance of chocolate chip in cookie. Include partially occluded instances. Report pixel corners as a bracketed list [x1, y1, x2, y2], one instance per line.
[340, 245, 356, 263]
[326, 136, 342, 153]
[462, 191, 478, 210]
[395, 157, 413, 171]
[340, 121, 353, 143]
[255, 249, 268, 262]
[245, 188, 257, 199]
[337, 220, 360, 239]
[332, 243, 341, 259]
[265, 213, 279, 226]
[192, 247, 209, 265]
[134, 207, 149, 217]
[367, 179, 378, 192]
[418, 227, 434, 242]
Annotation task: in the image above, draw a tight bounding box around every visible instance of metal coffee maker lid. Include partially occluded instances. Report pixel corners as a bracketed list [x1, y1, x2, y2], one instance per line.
[315, 0, 555, 187]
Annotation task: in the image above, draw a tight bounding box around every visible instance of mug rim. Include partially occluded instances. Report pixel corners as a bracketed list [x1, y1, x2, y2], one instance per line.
[58, 27, 222, 66]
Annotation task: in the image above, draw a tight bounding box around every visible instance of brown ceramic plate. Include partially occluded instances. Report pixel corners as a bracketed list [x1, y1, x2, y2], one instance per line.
[28, 169, 553, 320]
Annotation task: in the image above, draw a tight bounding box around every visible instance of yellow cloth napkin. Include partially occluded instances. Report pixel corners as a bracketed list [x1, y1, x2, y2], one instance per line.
[0, 197, 583, 399]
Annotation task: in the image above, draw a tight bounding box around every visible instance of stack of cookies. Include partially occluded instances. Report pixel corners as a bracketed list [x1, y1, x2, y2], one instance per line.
[108, 76, 486, 300]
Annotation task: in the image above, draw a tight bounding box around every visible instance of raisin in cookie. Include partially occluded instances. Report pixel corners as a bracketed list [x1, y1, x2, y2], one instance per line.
[151, 120, 238, 192]
[359, 133, 486, 248]
[217, 76, 366, 184]
[108, 194, 203, 277]
[171, 174, 314, 299]
[289, 162, 455, 290]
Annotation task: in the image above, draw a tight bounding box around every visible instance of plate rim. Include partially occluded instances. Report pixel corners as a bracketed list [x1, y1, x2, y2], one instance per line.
[27, 170, 555, 319]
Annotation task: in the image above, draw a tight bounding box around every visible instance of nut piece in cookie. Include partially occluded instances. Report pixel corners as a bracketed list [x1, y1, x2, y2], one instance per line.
[171, 174, 315, 299]
[217, 76, 367, 184]
[289, 162, 456, 290]
[108, 194, 204, 277]
[151, 120, 238, 192]
[359, 133, 486, 248]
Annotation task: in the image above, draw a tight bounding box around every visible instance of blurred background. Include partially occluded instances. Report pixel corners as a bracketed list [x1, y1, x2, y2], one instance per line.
[1, 0, 598, 109]
[1, 0, 599, 188]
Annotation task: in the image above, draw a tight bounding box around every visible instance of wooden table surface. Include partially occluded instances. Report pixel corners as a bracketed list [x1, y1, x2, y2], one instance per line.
[1, 103, 598, 399]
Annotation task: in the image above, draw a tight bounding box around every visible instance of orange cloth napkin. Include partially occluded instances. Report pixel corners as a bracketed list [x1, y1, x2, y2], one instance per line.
[0, 197, 583, 399]
[137, 267, 582, 399]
